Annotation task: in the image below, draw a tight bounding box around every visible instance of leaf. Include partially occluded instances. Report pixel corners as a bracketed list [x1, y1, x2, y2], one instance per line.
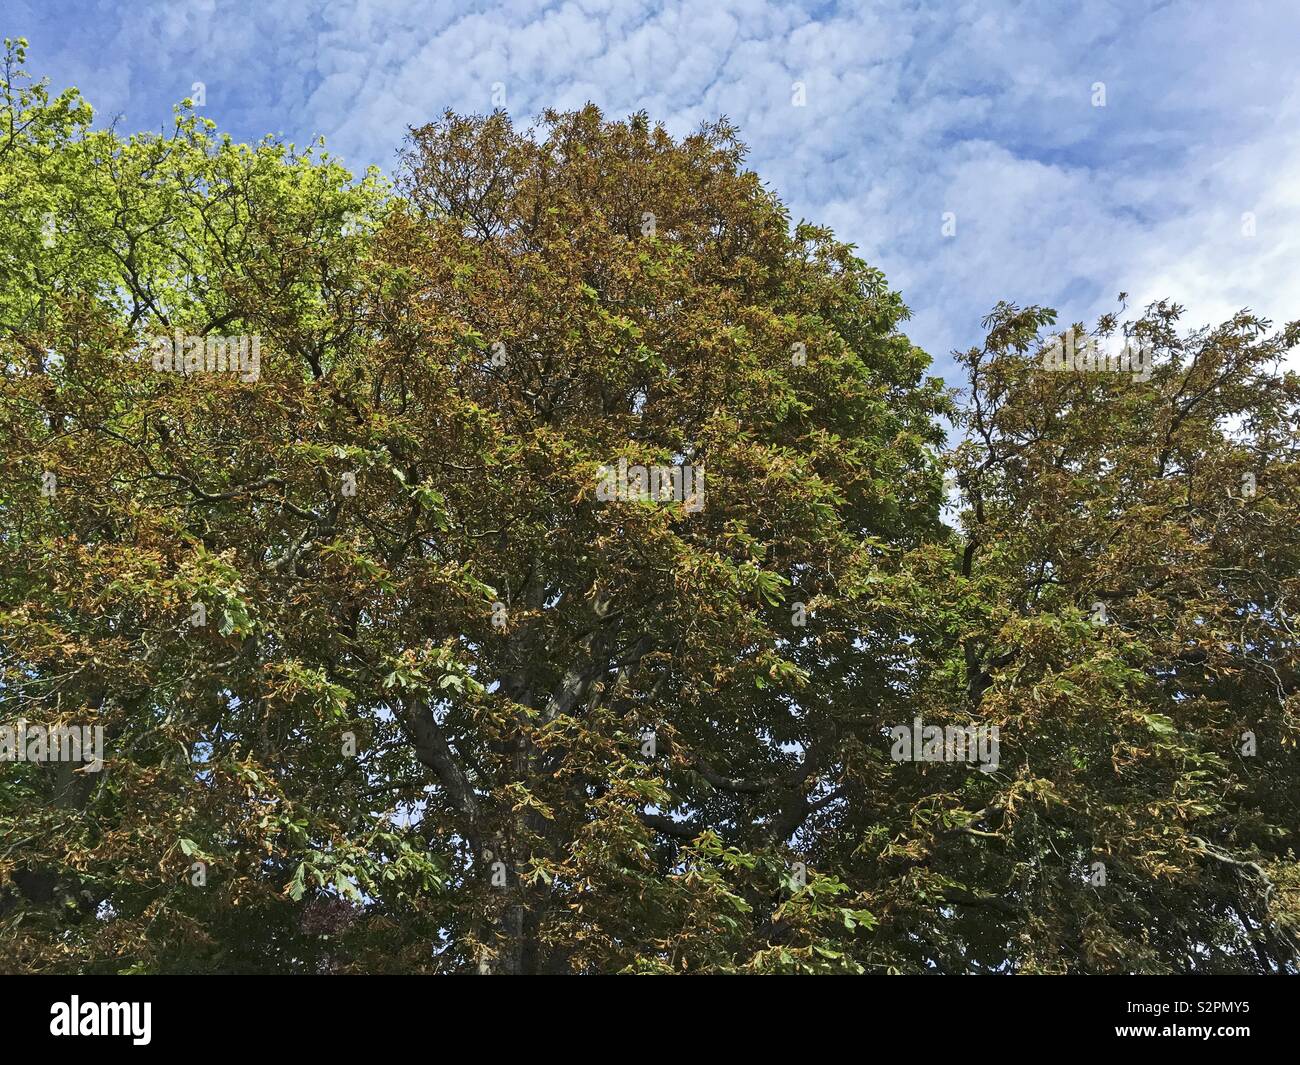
[287, 863, 307, 902]
[1143, 713, 1176, 735]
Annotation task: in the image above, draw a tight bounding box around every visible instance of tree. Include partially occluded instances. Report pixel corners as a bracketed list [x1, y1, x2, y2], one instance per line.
[915, 300, 1300, 972]
[1, 43, 1296, 973]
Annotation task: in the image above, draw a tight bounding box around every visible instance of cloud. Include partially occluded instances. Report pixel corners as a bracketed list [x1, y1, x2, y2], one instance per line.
[10, 0, 1300, 379]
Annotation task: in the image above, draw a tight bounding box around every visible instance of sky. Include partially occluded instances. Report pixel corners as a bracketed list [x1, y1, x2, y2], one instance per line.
[7, 0, 1300, 384]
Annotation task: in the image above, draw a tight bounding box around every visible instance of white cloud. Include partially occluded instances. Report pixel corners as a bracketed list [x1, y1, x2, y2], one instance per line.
[11, 0, 1300, 377]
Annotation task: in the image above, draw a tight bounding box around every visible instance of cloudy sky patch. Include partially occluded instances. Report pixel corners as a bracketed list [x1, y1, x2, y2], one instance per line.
[12, 0, 1298, 378]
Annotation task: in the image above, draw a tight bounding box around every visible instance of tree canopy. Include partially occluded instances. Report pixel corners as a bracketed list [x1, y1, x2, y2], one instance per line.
[1, 40, 1297, 974]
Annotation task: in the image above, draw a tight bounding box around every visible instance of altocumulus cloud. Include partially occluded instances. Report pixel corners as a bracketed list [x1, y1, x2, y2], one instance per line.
[9, 0, 1300, 376]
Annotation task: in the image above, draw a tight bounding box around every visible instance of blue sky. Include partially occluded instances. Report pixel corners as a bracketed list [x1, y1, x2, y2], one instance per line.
[9, 0, 1299, 383]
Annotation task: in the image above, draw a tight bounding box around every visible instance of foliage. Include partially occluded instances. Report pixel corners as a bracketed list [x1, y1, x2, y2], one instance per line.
[1, 41, 1295, 973]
